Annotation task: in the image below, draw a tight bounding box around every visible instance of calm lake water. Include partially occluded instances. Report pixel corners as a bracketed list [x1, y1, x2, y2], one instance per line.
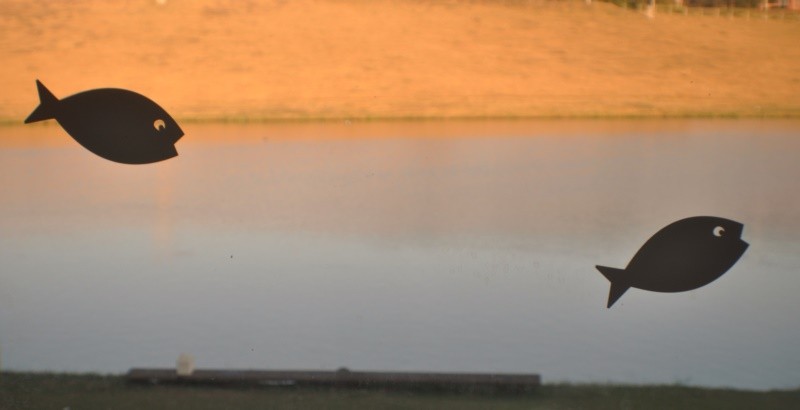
[1, 120, 799, 390]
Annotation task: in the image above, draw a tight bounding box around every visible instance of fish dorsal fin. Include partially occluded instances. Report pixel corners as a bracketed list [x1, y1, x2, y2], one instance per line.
[595, 265, 631, 308]
[24, 80, 59, 124]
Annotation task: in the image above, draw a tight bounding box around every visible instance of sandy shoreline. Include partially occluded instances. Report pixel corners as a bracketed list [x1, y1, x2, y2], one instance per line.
[1, 0, 799, 122]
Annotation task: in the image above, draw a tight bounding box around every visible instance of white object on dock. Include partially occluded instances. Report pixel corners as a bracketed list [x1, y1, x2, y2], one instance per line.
[176, 353, 195, 376]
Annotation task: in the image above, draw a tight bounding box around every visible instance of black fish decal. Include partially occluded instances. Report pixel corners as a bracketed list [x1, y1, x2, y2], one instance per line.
[24, 80, 183, 164]
[596, 216, 749, 308]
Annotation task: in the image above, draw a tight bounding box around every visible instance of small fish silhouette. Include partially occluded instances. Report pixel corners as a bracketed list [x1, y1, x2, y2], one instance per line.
[596, 216, 749, 308]
[24, 80, 183, 164]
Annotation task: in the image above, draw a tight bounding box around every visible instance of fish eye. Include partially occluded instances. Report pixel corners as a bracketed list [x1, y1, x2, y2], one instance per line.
[713, 226, 725, 237]
[153, 119, 166, 131]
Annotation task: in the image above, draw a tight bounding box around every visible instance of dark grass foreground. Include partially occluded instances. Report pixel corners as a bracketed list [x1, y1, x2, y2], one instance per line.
[2, 372, 799, 410]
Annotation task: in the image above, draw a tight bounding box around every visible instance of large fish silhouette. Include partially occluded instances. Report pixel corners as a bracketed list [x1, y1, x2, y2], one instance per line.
[596, 216, 749, 308]
[24, 80, 183, 164]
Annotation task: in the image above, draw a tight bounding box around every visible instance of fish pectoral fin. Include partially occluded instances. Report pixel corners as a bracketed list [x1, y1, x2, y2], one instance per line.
[595, 265, 631, 308]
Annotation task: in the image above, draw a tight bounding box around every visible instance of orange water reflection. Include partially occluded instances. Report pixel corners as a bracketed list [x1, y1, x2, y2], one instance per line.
[2, 120, 799, 241]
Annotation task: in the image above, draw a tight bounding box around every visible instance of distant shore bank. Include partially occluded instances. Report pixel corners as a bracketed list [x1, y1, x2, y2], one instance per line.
[2, 1, 799, 122]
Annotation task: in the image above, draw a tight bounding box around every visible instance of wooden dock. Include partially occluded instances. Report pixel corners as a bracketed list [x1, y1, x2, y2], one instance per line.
[126, 368, 540, 392]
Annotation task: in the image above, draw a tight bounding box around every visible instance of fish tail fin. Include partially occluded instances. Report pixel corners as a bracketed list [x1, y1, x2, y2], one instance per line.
[595, 265, 631, 308]
[24, 80, 59, 124]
